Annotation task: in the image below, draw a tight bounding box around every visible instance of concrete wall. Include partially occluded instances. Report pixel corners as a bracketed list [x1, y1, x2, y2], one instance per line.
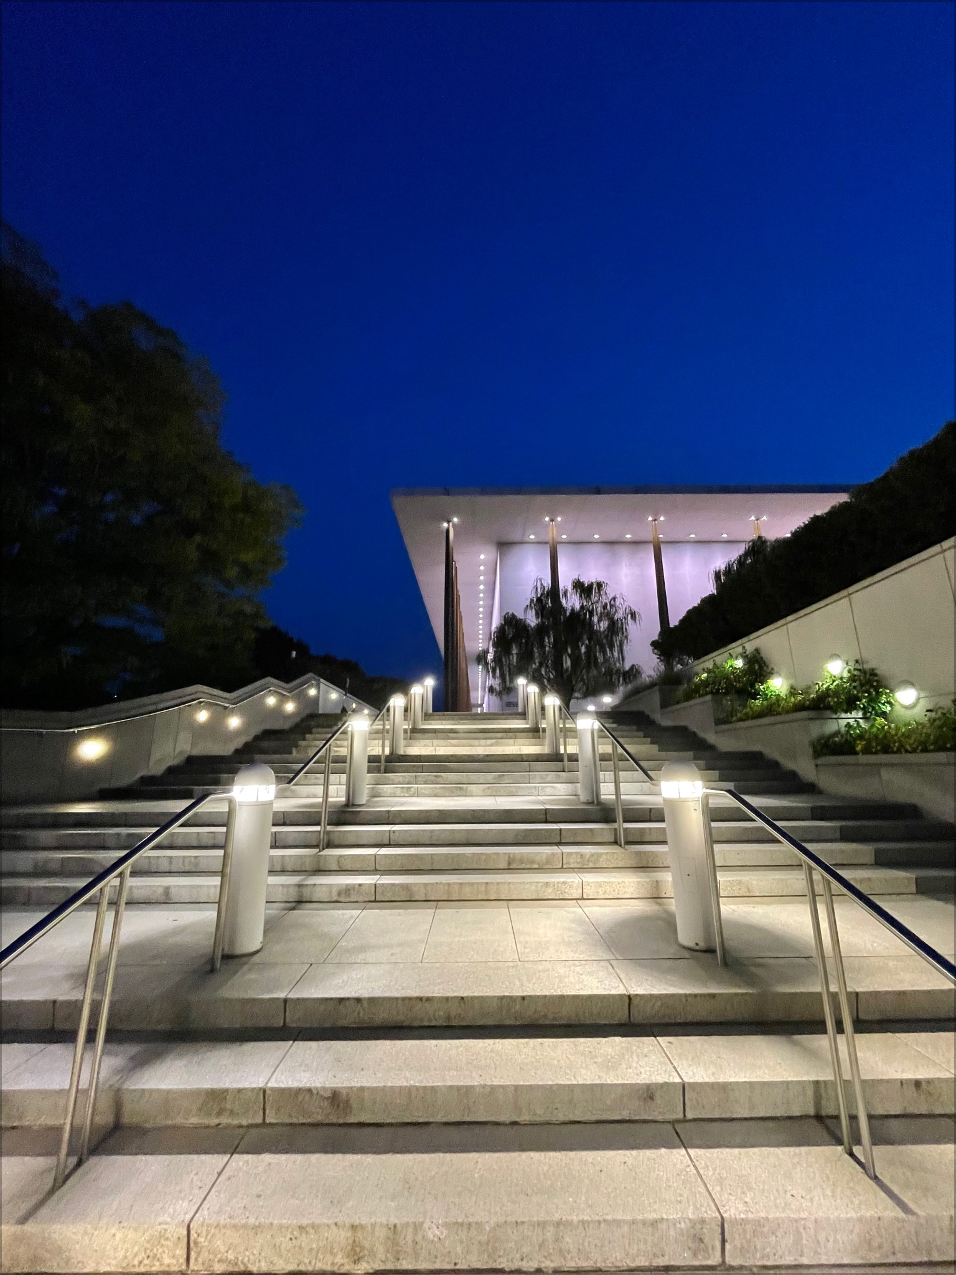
[1, 675, 372, 805]
[694, 539, 956, 715]
[497, 538, 748, 682]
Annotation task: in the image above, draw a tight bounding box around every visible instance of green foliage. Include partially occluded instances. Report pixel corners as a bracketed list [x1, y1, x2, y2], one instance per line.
[814, 704, 956, 756]
[483, 577, 640, 702]
[730, 660, 895, 722]
[675, 649, 770, 703]
[1, 224, 302, 709]
[652, 422, 956, 664]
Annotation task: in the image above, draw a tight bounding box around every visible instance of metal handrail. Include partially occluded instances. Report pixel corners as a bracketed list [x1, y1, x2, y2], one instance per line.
[545, 693, 956, 1180]
[0, 789, 238, 1190]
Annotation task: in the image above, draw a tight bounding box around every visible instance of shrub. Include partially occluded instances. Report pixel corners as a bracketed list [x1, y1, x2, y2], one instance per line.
[674, 649, 770, 703]
[653, 423, 956, 665]
[814, 704, 956, 756]
[729, 660, 894, 723]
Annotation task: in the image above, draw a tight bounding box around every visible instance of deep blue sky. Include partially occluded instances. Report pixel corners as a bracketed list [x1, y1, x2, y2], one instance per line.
[3, 2, 953, 679]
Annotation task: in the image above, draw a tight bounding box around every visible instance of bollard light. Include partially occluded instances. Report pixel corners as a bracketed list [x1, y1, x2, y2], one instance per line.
[516, 676, 528, 715]
[389, 694, 406, 756]
[894, 681, 919, 708]
[576, 714, 601, 803]
[222, 763, 276, 957]
[345, 714, 370, 806]
[659, 760, 720, 955]
[409, 683, 424, 729]
[525, 683, 541, 729]
[544, 694, 561, 754]
[422, 676, 435, 713]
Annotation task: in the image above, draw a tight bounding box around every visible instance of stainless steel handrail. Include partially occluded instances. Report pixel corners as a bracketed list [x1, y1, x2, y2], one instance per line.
[0, 789, 238, 1190]
[547, 695, 956, 1180]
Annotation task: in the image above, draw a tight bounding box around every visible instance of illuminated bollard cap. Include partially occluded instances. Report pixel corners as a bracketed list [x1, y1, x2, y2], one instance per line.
[576, 713, 599, 730]
[423, 676, 436, 687]
[543, 694, 560, 707]
[390, 694, 406, 706]
[347, 714, 370, 731]
[516, 677, 527, 686]
[410, 684, 424, 695]
[526, 683, 538, 693]
[233, 763, 276, 804]
[660, 760, 703, 800]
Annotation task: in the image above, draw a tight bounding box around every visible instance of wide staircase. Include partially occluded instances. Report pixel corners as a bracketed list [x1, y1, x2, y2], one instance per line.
[2, 709, 954, 1271]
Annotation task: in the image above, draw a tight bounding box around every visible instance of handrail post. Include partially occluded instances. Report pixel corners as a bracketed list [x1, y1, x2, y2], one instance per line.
[212, 797, 238, 972]
[55, 883, 110, 1189]
[319, 744, 333, 853]
[699, 792, 726, 967]
[820, 876, 876, 1177]
[803, 862, 854, 1156]
[611, 739, 625, 850]
[79, 867, 130, 1161]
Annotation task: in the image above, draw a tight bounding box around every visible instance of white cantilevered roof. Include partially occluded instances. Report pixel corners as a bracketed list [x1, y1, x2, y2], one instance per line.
[391, 485, 850, 656]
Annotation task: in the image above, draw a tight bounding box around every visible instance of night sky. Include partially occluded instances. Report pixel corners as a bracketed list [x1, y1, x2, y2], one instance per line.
[2, 2, 953, 680]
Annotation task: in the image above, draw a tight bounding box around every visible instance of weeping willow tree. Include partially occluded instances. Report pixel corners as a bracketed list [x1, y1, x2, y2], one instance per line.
[480, 577, 640, 704]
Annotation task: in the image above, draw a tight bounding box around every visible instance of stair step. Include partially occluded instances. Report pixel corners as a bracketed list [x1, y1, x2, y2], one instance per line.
[3, 1032, 952, 1127]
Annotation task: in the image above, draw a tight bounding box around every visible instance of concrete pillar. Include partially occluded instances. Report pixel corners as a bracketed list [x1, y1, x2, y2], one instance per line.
[409, 684, 424, 730]
[223, 763, 275, 957]
[516, 678, 527, 715]
[388, 695, 406, 756]
[660, 761, 718, 952]
[345, 715, 369, 806]
[422, 677, 435, 714]
[576, 715, 600, 803]
[526, 683, 541, 729]
[544, 695, 561, 754]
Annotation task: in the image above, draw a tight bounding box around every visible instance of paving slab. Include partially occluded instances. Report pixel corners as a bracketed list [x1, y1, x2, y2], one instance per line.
[189, 1148, 722, 1272]
[285, 960, 629, 1026]
[687, 1141, 947, 1267]
[658, 1031, 956, 1118]
[902, 1031, 956, 1073]
[613, 955, 826, 1023]
[264, 1035, 682, 1124]
[422, 906, 518, 962]
[2, 1152, 228, 1273]
[324, 906, 436, 963]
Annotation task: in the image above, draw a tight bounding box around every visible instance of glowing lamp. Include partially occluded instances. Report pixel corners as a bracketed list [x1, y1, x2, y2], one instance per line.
[76, 737, 108, 762]
[195, 708, 210, 724]
[894, 682, 919, 708]
[825, 655, 846, 677]
[660, 760, 703, 801]
[232, 763, 276, 804]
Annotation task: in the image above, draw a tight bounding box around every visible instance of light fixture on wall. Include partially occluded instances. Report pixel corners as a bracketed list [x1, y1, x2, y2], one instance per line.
[195, 708, 210, 724]
[529, 534, 536, 540]
[769, 676, 785, 690]
[227, 715, 241, 730]
[688, 534, 696, 539]
[307, 685, 317, 697]
[76, 737, 108, 762]
[624, 534, 632, 539]
[561, 534, 567, 539]
[329, 691, 339, 701]
[894, 681, 919, 708]
[602, 694, 613, 704]
[593, 533, 600, 539]
[825, 655, 846, 676]
[265, 694, 277, 707]
[733, 657, 744, 668]
[721, 532, 728, 539]
[284, 701, 296, 713]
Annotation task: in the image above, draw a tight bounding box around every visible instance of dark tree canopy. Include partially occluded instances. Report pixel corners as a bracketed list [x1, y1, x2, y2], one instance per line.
[653, 422, 956, 665]
[481, 577, 640, 704]
[1, 224, 302, 708]
[251, 625, 405, 710]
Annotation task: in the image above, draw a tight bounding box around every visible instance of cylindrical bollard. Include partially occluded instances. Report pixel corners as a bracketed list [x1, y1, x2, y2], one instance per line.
[544, 694, 561, 754]
[526, 683, 541, 729]
[223, 763, 275, 956]
[422, 677, 435, 714]
[409, 684, 424, 730]
[345, 714, 369, 806]
[576, 715, 600, 803]
[660, 761, 718, 951]
[516, 677, 527, 715]
[389, 695, 406, 756]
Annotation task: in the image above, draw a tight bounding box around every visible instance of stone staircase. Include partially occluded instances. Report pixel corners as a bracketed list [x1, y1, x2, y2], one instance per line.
[2, 709, 954, 1271]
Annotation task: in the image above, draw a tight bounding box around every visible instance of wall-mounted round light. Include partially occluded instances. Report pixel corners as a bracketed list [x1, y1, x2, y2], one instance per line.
[825, 655, 846, 677]
[769, 676, 785, 690]
[601, 694, 613, 704]
[283, 700, 296, 713]
[561, 534, 567, 539]
[76, 737, 109, 762]
[195, 708, 210, 724]
[479, 553, 485, 559]
[330, 691, 339, 701]
[624, 534, 632, 539]
[307, 685, 317, 697]
[733, 657, 744, 669]
[227, 714, 241, 730]
[688, 533, 696, 539]
[593, 534, 600, 539]
[894, 681, 919, 708]
[265, 694, 277, 707]
[721, 533, 728, 539]
[528, 534, 536, 540]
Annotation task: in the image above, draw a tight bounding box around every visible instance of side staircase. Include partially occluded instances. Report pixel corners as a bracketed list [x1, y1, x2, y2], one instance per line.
[2, 709, 954, 1272]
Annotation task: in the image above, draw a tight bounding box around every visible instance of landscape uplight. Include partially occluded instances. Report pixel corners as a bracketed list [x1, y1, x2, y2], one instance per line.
[76, 737, 109, 762]
[894, 681, 919, 708]
[825, 655, 846, 677]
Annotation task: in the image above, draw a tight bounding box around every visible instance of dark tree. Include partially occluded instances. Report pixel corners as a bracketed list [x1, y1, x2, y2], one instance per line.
[1, 224, 302, 708]
[481, 577, 640, 704]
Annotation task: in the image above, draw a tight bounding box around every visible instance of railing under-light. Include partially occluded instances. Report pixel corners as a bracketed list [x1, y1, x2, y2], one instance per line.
[542, 690, 956, 1180]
